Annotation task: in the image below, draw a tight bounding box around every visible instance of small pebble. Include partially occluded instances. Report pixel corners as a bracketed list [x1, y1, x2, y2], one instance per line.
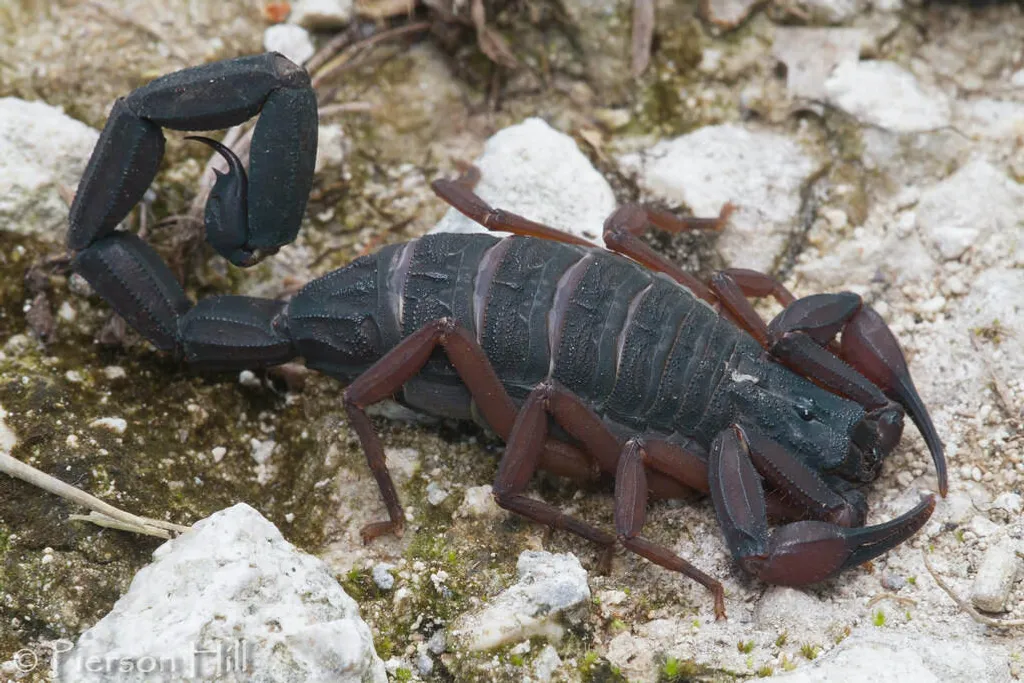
[972, 541, 1021, 613]
[426, 481, 449, 506]
[373, 563, 396, 591]
[415, 651, 434, 676]
[880, 573, 906, 591]
[262, 24, 315, 65]
[238, 370, 261, 389]
[249, 438, 275, 464]
[211, 446, 227, 463]
[89, 417, 127, 435]
[103, 366, 127, 380]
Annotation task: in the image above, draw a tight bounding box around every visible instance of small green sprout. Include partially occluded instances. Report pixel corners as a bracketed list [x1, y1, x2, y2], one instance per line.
[800, 644, 819, 660]
[873, 609, 886, 627]
[775, 631, 789, 647]
[738, 640, 755, 654]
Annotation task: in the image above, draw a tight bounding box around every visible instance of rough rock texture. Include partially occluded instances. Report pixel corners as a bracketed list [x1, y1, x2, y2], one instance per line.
[431, 118, 615, 246]
[824, 60, 951, 133]
[451, 551, 591, 651]
[0, 98, 99, 239]
[619, 124, 822, 272]
[58, 504, 386, 682]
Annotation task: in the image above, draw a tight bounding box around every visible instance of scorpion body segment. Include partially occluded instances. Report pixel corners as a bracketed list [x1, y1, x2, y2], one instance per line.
[288, 232, 866, 481]
[65, 53, 946, 620]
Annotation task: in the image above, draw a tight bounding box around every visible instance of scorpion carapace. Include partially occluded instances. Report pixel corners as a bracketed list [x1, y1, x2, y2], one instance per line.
[65, 53, 946, 619]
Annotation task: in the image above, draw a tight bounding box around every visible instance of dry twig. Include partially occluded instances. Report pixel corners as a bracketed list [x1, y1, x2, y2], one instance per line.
[0, 451, 190, 539]
[922, 549, 1024, 627]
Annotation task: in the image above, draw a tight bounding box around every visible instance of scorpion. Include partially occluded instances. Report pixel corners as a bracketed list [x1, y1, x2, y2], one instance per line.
[65, 53, 946, 619]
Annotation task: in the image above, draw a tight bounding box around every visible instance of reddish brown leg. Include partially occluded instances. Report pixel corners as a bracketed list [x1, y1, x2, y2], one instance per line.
[494, 382, 726, 616]
[492, 384, 619, 562]
[431, 173, 734, 305]
[708, 268, 797, 348]
[343, 318, 596, 543]
[614, 437, 726, 619]
[602, 204, 734, 305]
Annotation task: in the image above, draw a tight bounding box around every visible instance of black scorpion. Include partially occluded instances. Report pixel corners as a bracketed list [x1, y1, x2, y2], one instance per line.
[65, 53, 947, 619]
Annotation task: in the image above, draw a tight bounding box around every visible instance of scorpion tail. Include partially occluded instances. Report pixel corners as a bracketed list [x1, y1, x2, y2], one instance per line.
[841, 306, 947, 496]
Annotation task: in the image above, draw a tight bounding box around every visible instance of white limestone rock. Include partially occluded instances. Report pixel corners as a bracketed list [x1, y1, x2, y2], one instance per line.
[619, 124, 821, 272]
[289, 0, 354, 29]
[0, 98, 99, 240]
[431, 118, 615, 246]
[971, 539, 1021, 613]
[768, 630, 1002, 682]
[58, 503, 386, 683]
[915, 160, 1024, 262]
[263, 24, 315, 66]
[452, 551, 590, 651]
[824, 60, 951, 133]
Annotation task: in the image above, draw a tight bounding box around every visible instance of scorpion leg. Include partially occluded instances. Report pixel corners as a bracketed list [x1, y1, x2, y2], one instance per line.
[614, 437, 726, 619]
[341, 319, 595, 542]
[709, 424, 935, 585]
[69, 53, 317, 267]
[431, 176, 733, 304]
[493, 382, 726, 618]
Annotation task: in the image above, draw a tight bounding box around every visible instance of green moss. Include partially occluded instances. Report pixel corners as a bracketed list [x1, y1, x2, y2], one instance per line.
[394, 666, 413, 682]
[756, 664, 774, 677]
[873, 609, 887, 627]
[775, 631, 789, 648]
[737, 640, 755, 654]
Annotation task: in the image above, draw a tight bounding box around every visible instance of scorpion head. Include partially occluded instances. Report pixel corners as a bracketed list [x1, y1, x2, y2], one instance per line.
[729, 355, 903, 484]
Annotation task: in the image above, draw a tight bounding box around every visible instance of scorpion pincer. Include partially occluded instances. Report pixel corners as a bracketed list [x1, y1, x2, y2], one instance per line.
[65, 53, 946, 619]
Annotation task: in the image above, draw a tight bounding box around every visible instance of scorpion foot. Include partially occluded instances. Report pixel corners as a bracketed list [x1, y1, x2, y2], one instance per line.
[360, 520, 404, 544]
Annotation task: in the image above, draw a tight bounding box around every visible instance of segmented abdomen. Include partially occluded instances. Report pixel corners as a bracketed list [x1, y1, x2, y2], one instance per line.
[287, 232, 758, 440]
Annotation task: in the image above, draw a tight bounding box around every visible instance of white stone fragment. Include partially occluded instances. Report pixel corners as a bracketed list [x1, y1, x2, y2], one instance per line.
[431, 118, 615, 246]
[773, 29, 863, 100]
[456, 484, 504, 521]
[915, 160, 1023, 261]
[88, 417, 127, 435]
[289, 0, 354, 29]
[0, 404, 16, 455]
[769, 630, 996, 682]
[955, 98, 1024, 140]
[619, 124, 821, 272]
[0, 98, 99, 239]
[103, 366, 127, 381]
[58, 503, 386, 682]
[211, 446, 227, 463]
[971, 540, 1021, 613]
[824, 60, 951, 133]
[790, 0, 865, 25]
[372, 563, 396, 591]
[454, 551, 590, 651]
[426, 481, 449, 506]
[250, 438, 276, 465]
[263, 24, 315, 66]
[533, 644, 562, 682]
[702, 0, 762, 28]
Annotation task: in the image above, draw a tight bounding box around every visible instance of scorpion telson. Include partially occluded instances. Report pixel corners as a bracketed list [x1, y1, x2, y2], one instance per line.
[66, 53, 946, 620]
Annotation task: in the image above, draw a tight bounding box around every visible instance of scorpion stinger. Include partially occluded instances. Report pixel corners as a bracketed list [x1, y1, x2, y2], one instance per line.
[69, 52, 317, 268]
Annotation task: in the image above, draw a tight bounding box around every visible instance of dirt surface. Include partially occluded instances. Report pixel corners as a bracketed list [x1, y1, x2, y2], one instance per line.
[1, 0, 1023, 681]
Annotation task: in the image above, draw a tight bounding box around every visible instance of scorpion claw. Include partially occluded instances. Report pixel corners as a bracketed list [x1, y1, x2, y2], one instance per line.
[841, 307, 947, 496]
[740, 495, 935, 585]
